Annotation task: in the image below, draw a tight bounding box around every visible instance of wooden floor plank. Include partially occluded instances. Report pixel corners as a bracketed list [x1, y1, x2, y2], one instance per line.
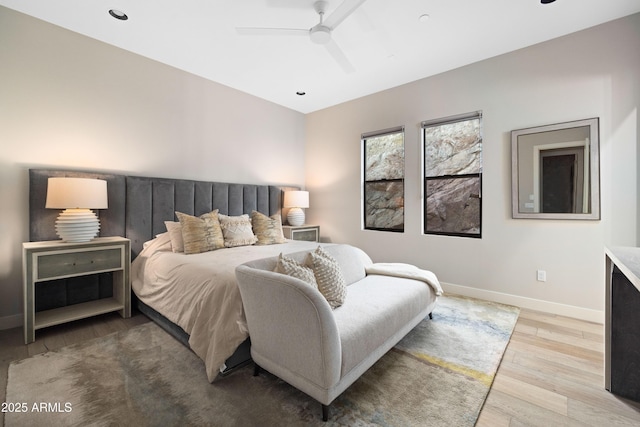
[507, 337, 603, 376]
[516, 316, 585, 339]
[491, 373, 568, 415]
[511, 350, 603, 389]
[513, 320, 538, 336]
[480, 389, 584, 427]
[535, 326, 603, 352]
[511, 330, 603, 363]
[569, 396, 640, 426]
[518, 309, 603, 336]
[476, 404, 511, 427]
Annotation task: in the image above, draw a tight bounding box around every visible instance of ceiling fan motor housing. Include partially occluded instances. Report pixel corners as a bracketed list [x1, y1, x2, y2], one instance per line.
[310, 25, 332, 44]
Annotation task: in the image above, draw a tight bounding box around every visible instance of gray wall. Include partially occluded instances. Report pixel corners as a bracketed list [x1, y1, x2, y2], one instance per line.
[305, 13, 640, 321]
[0, 7, 306, 328]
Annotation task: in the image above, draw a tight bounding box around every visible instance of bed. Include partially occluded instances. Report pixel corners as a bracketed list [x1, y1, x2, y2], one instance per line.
[132, 232, 322, 380]
[28, 168, 314, 381]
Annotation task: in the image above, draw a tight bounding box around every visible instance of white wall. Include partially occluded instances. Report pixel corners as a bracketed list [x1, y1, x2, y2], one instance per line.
[0, 7, 306, 328]
[305, 13, 640, 322]
[1, 6, 637, 329]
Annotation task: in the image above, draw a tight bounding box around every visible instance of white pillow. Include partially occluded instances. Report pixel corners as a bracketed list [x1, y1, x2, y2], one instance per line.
[164, 221, 184, 253]
[218, 213, 258, 247]
[275, 253, 317, 289]
[307, 246, 347, 309]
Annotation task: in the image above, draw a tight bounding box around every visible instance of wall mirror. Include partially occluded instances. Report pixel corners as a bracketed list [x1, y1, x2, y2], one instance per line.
[511, 118, 600, 220]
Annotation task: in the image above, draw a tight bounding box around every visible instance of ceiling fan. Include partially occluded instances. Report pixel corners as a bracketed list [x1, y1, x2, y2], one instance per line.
[236, 0, 369, 74]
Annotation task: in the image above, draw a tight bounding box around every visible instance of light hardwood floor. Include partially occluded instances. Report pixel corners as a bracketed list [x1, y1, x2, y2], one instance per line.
[478, 308, 640, 426]
[1, 308, 639, 426]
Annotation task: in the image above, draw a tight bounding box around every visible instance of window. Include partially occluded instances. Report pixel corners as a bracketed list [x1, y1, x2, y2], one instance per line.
[363, 127, 404, 232]
[422, 112, 482, 237]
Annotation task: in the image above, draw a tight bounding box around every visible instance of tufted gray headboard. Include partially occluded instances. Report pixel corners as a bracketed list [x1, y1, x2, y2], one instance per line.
[29, 169, 295, 258]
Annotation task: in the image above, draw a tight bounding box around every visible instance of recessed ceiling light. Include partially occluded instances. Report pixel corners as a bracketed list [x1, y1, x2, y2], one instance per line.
[419, 14, 430, 23]
[109, 9, 128, 20]
[296, 91, 306, 96]
[541, 0, 556, 3]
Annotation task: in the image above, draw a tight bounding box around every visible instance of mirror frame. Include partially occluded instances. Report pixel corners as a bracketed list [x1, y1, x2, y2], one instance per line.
[511, 118, 600, 220]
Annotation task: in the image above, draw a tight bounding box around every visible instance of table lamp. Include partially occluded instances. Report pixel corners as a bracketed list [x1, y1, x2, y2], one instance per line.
[45, 177, 108, 242]
[283, 190, 309, 226]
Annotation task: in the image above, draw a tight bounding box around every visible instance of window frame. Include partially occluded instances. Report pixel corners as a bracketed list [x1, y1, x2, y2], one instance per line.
[362, 126, 405, 232]
[422, 112, 483, 238]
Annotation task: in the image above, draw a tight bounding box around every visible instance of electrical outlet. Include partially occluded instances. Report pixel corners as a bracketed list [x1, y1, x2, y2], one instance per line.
[537, 270, 547, 282]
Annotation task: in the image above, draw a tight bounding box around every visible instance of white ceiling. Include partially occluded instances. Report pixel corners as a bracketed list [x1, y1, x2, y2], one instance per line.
[2, 0, 640, 114]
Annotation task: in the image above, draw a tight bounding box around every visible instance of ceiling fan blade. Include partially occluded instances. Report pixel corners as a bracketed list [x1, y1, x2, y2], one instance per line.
[323, 0, 369, 30]
[236, 27, 309, 37]
[324, 40, 355, 74]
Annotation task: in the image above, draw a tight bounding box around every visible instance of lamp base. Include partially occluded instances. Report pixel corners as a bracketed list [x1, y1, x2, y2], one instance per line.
[55, 209, 101, 243]
[287, 207, 305, 226]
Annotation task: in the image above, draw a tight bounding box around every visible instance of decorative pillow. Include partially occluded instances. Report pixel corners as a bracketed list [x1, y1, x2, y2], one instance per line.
[275, 253, 317, 289]
[251, 211, 286, 245]
[175, 210, 225, 255]
[218, 213, 258, 248]
[164, 221, 184, 253]
[307, 246, 347, 309]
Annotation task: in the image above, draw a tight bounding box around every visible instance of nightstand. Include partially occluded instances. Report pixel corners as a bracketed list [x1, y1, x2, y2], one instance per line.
[22, 236, 131, 344]
[282, 225, 320, 242]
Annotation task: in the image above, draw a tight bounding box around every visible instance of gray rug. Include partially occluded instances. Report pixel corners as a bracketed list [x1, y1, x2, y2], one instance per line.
[5, 295, 519, 426]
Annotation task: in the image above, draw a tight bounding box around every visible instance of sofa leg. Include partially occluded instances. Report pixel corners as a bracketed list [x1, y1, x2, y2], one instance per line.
[429, 312, 433, 320]
[322, 404, 329, 422]
[253, 363, 261, 377]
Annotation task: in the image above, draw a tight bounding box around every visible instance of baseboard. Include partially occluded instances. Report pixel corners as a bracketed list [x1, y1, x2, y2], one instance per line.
[442, 282, 604, 324]
[0, 313, 22, 331]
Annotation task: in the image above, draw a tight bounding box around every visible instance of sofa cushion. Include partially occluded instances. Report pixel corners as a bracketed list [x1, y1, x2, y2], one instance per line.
[275, 253, 318, 289]
[320, 245, 370, 286]
[333, 274, 435, 377]
[307, 246, 347, 309]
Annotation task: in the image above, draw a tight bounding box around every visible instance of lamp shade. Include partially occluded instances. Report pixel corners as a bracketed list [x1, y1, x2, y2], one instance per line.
[45, 177, 108, 209]
[45, 178, 108, 242]
[283, 191, 309, 209]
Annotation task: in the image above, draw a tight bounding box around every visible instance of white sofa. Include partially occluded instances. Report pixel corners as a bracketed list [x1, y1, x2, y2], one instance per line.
[235, 244, 439, 421]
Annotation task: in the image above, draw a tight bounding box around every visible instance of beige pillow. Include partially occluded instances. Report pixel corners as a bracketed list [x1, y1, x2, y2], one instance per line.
[218, 213, 258, 247]
[307, 246, 347, 309]
[175, 210, 225, 254]
[275, 253, 317, 289]
[251, 211, 286, 245]
[164, 221, 184, 253]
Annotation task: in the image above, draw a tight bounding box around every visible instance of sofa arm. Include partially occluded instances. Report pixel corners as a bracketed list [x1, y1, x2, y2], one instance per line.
[236, 265, 341, 390]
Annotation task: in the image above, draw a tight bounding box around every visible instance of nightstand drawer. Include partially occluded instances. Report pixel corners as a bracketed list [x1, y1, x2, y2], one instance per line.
[283, 225, 320, 242]
[293, 229, 318, 242]
[36, 248, 122, 281]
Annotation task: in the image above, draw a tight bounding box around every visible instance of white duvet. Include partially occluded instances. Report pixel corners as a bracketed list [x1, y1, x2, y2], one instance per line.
[131, 233, 321, 382]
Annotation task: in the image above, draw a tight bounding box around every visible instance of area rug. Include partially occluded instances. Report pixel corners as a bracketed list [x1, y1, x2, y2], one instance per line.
[5, 295, 519, 426]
